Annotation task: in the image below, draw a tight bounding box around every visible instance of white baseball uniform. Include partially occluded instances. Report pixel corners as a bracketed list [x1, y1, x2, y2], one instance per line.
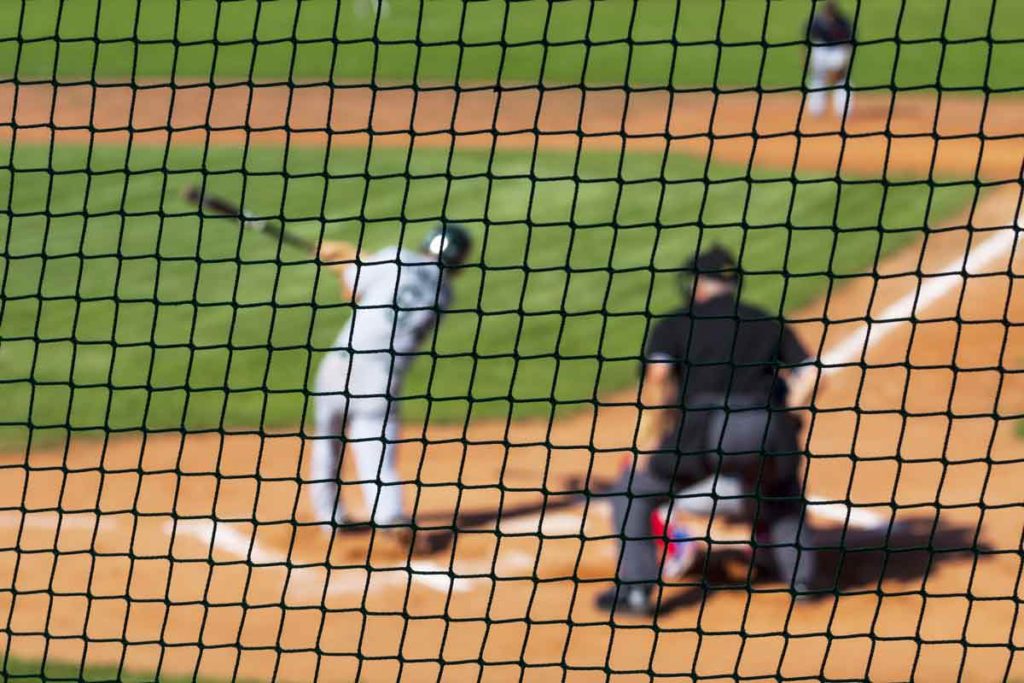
[310, 245, 450, 527]
[806, 10, 854, 118]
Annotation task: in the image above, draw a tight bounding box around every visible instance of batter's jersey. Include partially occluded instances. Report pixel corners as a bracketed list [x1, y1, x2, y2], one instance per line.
[333, 246, 450, 391]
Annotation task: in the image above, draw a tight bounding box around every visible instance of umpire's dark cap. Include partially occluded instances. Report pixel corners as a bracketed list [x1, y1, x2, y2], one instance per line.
[686, 246, 738, 283]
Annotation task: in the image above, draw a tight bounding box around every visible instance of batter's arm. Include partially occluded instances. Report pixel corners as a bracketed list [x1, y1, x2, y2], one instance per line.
[318, 240, 359, 302]
[636, 362, 676, 451]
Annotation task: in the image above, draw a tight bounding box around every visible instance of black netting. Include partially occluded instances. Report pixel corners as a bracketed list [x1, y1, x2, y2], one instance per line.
[1, 1, 1022, 681]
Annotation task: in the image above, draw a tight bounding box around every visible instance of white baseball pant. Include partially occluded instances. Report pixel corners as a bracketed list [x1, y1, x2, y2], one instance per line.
[308, 351, 405, 527]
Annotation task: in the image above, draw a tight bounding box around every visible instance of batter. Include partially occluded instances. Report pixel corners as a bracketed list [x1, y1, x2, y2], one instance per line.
[309, 224, 472, 535]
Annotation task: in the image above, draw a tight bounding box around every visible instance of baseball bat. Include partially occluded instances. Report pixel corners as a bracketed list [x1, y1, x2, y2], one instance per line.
[182, 185, 317, 252]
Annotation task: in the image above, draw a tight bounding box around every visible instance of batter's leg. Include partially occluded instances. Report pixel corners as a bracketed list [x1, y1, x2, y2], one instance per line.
[347, 398, 405, 525]
[310, 357, 350, 527]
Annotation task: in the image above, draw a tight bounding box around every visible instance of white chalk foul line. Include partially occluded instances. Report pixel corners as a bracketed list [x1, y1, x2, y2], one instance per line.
[164, 518, 490, 597]
[819, 221, 1020, 374]
[407, 560, 490, 593]
[0, 511, 99, 531]
[166, 518, 280, 565]
[793, 202, 1023, 528]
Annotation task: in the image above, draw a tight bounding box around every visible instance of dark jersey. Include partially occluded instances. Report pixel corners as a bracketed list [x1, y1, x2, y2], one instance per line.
[645, 294, 808, 408]
[808, 11, 853, 45]
[644, 294, 809, 480]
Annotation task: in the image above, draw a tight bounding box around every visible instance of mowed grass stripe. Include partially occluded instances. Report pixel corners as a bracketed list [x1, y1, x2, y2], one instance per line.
[1, 0, 1021, 90]
[0, 141, 973, 445]
[0, 656, 248, 683]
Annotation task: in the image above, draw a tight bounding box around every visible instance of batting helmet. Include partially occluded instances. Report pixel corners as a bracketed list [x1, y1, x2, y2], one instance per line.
[423, 222, 471, 267]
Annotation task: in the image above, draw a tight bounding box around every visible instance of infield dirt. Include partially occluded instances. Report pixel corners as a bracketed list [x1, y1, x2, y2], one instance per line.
[1, 84, 1022, 681]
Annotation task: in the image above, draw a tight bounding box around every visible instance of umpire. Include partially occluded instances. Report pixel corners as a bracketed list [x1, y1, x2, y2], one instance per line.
[597, 246, 819, 616]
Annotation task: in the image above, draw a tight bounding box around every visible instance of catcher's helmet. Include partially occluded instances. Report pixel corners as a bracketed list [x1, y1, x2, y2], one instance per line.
[423, 222, 471, 267]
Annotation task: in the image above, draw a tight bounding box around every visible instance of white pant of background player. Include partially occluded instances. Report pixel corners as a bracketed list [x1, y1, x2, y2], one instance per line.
[806, 44, 853, 117]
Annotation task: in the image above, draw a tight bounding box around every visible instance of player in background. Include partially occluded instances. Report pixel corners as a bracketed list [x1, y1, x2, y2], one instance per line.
[806, 0, 855, 119]
[310, 224, 471, 539]
[597, 247, 821, 617]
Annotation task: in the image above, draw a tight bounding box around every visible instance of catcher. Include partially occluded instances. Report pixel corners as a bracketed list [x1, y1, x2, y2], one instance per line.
[806, 0, 855, 118]
[597, 246, 820, 616]
[310, 224, 471, 539]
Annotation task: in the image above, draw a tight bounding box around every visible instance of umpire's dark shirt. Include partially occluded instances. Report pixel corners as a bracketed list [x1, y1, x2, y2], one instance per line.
[644, 293, 808, 478]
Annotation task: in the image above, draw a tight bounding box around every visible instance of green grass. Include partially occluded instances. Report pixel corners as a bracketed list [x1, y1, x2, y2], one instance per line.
[1, 0, 1022, 91]
[0, 656, 220, 683]
[0, 140, 974, 446]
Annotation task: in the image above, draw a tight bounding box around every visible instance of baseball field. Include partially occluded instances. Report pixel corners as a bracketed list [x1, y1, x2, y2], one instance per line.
[1, 0, 1023, 681]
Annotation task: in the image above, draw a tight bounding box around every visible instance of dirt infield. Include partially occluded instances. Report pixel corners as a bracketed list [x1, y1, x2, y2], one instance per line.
[3, 82, 1024, 180]
[1, 84, 1023, 681]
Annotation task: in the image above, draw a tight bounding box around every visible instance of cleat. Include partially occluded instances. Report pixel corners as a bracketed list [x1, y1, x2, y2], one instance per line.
[368, 519, 417, 555]
[331, 517, 372, 535]
[373, 524, 413, 546]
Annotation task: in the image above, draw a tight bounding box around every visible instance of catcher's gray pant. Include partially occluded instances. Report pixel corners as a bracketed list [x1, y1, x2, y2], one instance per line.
[609, 407, 816, 590]
[309, 351, 404, 526]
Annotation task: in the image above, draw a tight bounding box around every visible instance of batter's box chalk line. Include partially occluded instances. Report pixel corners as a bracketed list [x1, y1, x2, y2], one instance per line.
[0, 510, 100, 531]
[163, 517, 508, 599]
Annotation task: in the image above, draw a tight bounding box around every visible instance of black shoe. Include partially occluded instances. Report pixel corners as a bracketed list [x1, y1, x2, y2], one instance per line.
[373, 523, 413, 546]
[332, 516, 372, 534]
[594, 585, 656, 617]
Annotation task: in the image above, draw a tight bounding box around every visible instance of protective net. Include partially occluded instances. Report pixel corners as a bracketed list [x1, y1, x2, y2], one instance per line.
[1, 1, 1023, 680]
